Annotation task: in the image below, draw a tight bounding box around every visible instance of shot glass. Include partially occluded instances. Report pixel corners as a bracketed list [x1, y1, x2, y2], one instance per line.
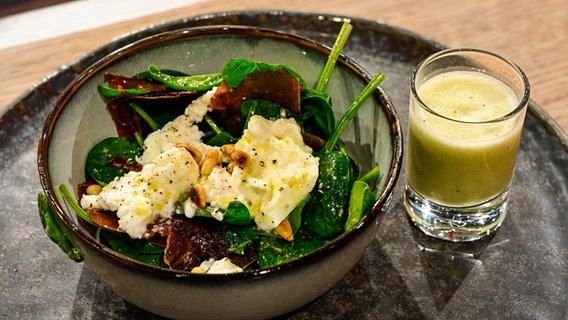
[404, 48, 530, 242]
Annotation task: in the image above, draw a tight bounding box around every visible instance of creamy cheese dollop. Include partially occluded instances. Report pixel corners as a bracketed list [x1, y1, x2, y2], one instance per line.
[201, 115, 319, 231]
[81, 147, 200, 238]
[136, 88, 216, 165]
[196, 258, 243, 274]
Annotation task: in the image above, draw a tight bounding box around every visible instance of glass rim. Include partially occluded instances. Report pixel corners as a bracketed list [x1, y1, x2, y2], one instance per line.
[410, 47, 531, 124]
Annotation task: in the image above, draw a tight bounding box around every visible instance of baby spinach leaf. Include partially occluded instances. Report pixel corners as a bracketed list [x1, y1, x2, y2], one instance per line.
[300, 88, 335, 139]
[288, 195, 311, 234]
[226, 224, 260, 255]
[85, 137, 142, 185]
[257, 228, 326, 268]
[303, 151, 355, 239]
[240, 99, 284, 129]
[223, 201, 253, 225]
[344, 180, 376, 231]
[194, 201, 252, 226]
[38, 193, 83, 262]
[100, 230, 165, 267]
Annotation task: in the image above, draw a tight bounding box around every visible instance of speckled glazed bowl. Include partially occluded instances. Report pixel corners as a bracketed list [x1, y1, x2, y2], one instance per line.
[37, 26, 402, 320]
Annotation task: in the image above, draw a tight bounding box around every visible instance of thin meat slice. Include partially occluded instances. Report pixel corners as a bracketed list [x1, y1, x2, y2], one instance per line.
[151, 216, 229, 271]
[210, 68, 302, 136]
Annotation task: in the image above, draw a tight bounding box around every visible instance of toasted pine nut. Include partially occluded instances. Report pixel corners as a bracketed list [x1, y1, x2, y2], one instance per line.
[230, 150, 250, 169]
[177, 143, 202, 163]
[220, 144, 235, 155]
[189, 184, 206, 209]
[201, 148, 220, 176]
[274, 219, 294, 242]
[226, 162, 236, 174]
[85, 184, 102, 195]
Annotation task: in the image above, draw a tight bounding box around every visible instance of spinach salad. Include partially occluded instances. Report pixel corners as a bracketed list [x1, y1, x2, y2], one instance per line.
[58, 23, 385, 273]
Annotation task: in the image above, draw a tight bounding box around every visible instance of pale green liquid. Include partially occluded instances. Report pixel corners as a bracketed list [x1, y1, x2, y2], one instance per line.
[406, 71, 523, 207]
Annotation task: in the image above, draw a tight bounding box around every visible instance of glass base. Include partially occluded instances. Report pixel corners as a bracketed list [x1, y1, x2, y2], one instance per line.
[404, 186, 508, 242]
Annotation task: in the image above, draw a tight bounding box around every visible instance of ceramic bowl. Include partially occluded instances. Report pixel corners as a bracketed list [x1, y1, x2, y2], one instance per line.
[37, 26, 402, 320]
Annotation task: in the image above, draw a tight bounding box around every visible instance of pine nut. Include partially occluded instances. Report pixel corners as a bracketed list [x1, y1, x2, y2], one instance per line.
[274, 219, 294, 241]
[189, 184, 206, 209]
[201, 148, 221, 176]
[230, 150, 250, 169]
[220, 144, 235, 155]
[226, 161, 236, 173]
[176, 143, 202, 163]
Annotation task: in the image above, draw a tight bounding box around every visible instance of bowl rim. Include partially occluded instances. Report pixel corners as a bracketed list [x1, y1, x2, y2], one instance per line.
[37, 25, 402, 280]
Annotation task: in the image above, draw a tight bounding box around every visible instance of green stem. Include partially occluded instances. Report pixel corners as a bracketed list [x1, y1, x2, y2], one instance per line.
[315, 22, 353, 93]
[134, 131, 145, 148]
[359, 166, 380, 184]
[325, 72, 385, 153]
[130, 102, 161, 131]
[204, 114, 223, 134]
[58, 184, 94, 225]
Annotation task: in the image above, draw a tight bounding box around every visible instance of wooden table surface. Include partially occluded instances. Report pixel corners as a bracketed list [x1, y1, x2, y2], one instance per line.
[1, 0, 567, 134]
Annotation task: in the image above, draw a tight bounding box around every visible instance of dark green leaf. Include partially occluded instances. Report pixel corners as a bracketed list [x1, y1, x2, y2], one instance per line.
[206, 132, 238, 147]
[194, 201, 251, 226]
[38, 193, 83, 262]
[100, 230, 165, 267]
[85, 137, 142, 185]
[300, 88, 335, 139]
[303, 151, 354, 239]
[257, 228, 325, 268]
[224, 201, 252, 225]
[240, 99, 284, 129]
[226, 224, 260, 255]
[288, 195, 311, 234]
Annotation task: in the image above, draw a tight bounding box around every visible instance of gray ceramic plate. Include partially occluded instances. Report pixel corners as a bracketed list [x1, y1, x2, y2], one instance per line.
[1, 10, 566, 319]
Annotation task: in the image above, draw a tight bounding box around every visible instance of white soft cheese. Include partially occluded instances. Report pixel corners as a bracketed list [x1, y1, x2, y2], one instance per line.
[81, 147, 200, 238]
[136, 88, 216, 165]
[208, 115, 319, 231]
[198, 258, 243, 274]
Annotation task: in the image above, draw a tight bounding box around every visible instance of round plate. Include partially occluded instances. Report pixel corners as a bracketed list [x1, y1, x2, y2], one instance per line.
[1, 10, 566, 319]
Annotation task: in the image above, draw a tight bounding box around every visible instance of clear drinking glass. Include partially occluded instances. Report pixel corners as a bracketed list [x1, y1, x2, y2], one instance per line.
[404, 48, 530, 242]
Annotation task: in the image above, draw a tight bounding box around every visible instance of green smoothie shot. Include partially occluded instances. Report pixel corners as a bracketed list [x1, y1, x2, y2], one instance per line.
[407, 71, 523, 206]
[404, 48, 530, 242]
